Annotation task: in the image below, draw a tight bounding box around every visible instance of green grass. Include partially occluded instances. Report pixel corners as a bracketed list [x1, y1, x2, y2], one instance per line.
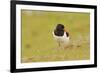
[21, 10, 90, 63]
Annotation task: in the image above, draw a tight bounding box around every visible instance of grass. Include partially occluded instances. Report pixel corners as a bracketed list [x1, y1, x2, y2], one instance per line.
[21, 10, 90, 63]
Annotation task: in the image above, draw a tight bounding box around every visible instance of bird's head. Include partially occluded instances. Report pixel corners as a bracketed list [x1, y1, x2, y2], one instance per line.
[56, 24, 64, 31]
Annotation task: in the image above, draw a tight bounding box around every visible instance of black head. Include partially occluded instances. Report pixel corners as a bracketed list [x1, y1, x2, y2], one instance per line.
[56, 24, 64, 31]
[54, 24, 64, 36]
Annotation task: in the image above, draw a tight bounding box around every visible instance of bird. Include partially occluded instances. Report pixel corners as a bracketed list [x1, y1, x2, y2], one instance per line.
[52, 24, 70, 49]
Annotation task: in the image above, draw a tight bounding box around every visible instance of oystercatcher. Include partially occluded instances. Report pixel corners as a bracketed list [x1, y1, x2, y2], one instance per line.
[52, 24, 70, 49]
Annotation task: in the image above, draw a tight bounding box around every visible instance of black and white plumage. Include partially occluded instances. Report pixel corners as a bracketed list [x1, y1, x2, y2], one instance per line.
[53, 24, 70, 49]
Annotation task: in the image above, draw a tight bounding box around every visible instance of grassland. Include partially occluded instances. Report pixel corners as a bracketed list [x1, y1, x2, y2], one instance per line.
[21, 10, 90, 63]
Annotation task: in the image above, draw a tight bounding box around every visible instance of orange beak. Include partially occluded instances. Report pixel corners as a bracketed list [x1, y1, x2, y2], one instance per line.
[64, 28, 67, 32]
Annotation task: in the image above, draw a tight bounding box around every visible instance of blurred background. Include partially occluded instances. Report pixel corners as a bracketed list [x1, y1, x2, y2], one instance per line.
[21, 10, 90, 63]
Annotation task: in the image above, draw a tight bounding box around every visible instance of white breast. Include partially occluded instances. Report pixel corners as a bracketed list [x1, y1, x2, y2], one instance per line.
[52, 32, 69, 45]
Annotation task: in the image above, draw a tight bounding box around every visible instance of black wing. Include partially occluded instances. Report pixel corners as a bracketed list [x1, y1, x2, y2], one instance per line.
[66, 32, 69, 37]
